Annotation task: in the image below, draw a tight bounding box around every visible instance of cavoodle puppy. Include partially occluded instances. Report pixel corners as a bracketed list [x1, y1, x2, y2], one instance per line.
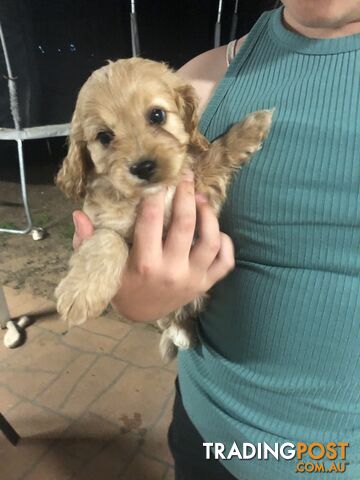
[55, 57, 272, 361]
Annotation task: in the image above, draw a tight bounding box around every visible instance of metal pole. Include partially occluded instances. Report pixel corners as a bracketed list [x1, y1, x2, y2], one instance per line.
[0, 413, 21, 445]
[0, 22, 33, 235]
[0, 287, 10, 329]
[230, 0, 239, 41]
[16, 139, 33, 234]
[214, 0, 223, 48]
[0, 22, 20, 130]
[130, 0, 140, 57]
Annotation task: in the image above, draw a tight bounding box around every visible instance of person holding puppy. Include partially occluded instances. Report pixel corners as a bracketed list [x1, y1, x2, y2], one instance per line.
[73, 0, 360, 478]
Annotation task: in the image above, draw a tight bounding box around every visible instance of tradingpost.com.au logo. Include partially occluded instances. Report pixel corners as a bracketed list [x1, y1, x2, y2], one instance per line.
[203, 441, 349, 474]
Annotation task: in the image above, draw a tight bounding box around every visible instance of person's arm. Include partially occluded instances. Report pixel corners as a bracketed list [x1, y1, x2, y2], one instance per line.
[177, 35, 247, 113]
[72, 38, 247, 322]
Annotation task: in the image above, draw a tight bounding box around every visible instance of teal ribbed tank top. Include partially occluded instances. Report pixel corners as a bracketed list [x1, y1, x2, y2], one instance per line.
[178, 7, 360, 480]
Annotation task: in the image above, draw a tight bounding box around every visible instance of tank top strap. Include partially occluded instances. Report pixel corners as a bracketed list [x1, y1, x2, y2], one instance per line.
[226, 39, 238, 67]
[199, 10, 273, 137]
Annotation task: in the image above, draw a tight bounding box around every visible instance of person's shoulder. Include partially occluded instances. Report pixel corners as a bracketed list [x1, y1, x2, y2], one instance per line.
[177, 35, 247, 113]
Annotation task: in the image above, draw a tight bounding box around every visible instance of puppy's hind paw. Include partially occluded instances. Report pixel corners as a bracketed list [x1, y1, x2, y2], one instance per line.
[168, 326, 190, 350]
[159, 333, 178, 363]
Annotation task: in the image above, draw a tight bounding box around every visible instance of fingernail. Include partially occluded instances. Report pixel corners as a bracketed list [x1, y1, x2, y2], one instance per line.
[183, 169, 194, 182]
[72, 212, 79, 235]
[195, 193, 208, 203]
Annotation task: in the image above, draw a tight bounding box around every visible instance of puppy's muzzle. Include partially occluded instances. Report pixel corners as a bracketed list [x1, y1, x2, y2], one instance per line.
[129, 159, 157, 181]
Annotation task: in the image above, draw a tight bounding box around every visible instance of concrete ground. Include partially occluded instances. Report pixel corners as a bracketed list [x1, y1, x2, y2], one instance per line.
[0, 139, 176, 479]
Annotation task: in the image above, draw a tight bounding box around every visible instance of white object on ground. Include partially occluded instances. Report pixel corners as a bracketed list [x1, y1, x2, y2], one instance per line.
[31, 227, 47, 241]
[17, 315, 32, 329]
[0, 286, 11, 329]
[3, 321, 23, 348]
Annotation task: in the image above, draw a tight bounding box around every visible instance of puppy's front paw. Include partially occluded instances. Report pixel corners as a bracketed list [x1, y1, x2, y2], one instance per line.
[55, 228, 128, 327]
[243, 109, 273, 145]
[56, 282, 88, 326]
[55, 276, 108, 327]
[226, 109, 273, 166]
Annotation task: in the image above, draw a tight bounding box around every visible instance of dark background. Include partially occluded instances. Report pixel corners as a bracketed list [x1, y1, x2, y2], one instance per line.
[0, 0, 277, 179]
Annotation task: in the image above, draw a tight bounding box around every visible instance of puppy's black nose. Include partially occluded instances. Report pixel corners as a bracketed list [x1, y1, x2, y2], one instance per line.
[129, 159, 157, 181]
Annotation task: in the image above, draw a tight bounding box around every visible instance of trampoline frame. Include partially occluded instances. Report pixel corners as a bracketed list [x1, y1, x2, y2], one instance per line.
[0, 20, 69, 236]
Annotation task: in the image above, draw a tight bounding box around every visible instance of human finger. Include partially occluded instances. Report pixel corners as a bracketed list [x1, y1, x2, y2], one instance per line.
[131, 188, 166, 263]
[205, 233, 235, 287]
[163, 172, 196, 262]
[72, 210, 94, 250]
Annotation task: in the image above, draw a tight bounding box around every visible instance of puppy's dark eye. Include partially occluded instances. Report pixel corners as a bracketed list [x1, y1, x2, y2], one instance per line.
[148, 108, 166, 125]
[96, 130, 114, 146]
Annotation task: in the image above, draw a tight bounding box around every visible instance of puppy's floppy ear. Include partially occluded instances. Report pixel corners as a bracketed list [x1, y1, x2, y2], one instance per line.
[175, 84, 209, 152]
[56, 109, 92, 200]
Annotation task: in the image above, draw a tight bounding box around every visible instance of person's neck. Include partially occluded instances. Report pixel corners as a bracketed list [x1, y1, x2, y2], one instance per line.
[283, 8, 360, 38]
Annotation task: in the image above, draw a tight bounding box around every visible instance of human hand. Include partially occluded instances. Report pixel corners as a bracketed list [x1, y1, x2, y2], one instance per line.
[72, 172, 235, 322]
